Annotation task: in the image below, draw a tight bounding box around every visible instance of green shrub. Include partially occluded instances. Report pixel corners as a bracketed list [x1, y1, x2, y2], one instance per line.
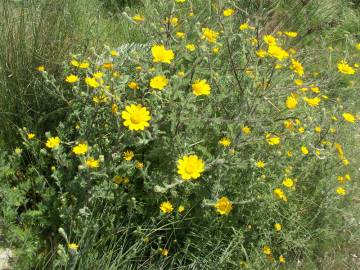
[0, 0, 359, 269]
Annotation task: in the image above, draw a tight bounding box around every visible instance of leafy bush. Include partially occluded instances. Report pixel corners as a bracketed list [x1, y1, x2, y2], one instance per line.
[0, 0, 358, 268]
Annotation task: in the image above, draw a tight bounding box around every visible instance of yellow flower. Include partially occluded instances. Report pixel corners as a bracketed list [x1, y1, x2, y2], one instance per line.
[192, 79, 211, 96]
[68, 243, 79, 251]
[150, 75, 168, 90]
[85, 77, 100, 88]
[110, 50, 119, 57]
[168, 17, 179, 26]
[159, 248, 169, 256]
[239, 23, 254, 31]
[356, 43, 360, 50]
[65, 74, 79, 83]
[36, 65, 45, 72]
[85, 157, 100, 169]
[263, 35, 277, 45]
[92, 94, 108, 104]
[219, 137, 231, 147]
[72, 143, 88, 155]
[152, 45, 174, 64]
[279, 255, 286, 263]
[176, 32, 186, 39]
[245, 69, 254, 78]
[27, 133, 35, 140]
[242, 126, 251, 135]
[185, 43, 196, 52]
[336, 187, 346, 196]
[213, 47, 220, 54]
[223, 8, 235, 17]
[274, 223, 282, 231]
[343, 159, 350, 166]
[201, 28, 219, 43]
[214, 196, 233, 215]
[15, 148, 22, 155]
[122, 104, 151, 131]
[290, 59, 304, 77]
[314, 126, 322, 133]
[337, 176, 345, 184]
[335, 142, 346, 160]
[303, 97, 321, 107]
[255, 160, 265, 168]
[294, 79, 303, 86]
[160, 201, 174, 214]
[177, 71, 185, 77]
[178, 205, 185, 213]
[135, 161, 144, 169]
[79, 61, 89, 69]
[123, 150, 134, 161]
[132, 14, 144, 22]
[128, 81, 139, 90]
[301, 146, 309, 155]
[283, 178, 294, 188]
[266, 134, 280, 145]
[256, 49, 267, 58]
[284, 31, 298, 38]
[273, 188, 287, 202]
[342, 112, 355, 123]
[267, 45, 289, 61]
[262, 245, 272, 255]
[113, 175, 129, 185]
[46, 137, 61, 149]
[299, 87, 308, 92]
[93, 72, 103, 79]
[111, 103, 118, 114]
[337, 60, 355, 75]
[285, 95, 298, 109]
[250, 37, 258, 46]
[283, 120, 293, 129]
[70, 60, 79, 67]
[177, 155, 205, 180]
[103, 62, 113, 69]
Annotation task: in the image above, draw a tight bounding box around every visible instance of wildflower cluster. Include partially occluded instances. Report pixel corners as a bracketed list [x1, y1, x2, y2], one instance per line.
[2, 1, 358, 268]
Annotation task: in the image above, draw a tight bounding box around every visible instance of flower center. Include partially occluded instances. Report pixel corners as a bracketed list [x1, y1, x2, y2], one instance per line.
[130, 111, 142, 124]
[218, 202, 227, 211]
[185, 163, 196, 174]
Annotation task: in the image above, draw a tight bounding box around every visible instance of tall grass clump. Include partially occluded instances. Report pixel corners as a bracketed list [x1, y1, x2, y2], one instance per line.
[100, 0, 142, 12]
[0, 0, 143, 149]
[0, 0, 359, 269]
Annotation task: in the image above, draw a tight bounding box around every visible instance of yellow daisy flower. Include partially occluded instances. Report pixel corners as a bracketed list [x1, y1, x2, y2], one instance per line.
[121, 104, 151, 131]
